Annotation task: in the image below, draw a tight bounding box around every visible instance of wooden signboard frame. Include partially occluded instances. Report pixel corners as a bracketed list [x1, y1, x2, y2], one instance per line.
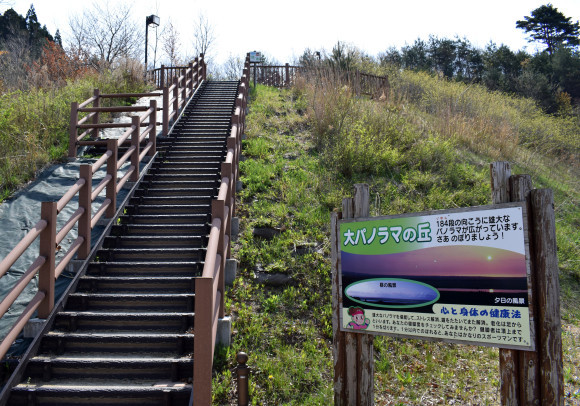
[330, 162, 564, 406]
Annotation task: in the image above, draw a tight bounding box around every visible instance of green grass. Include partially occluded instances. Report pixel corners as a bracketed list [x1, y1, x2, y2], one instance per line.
[212, 79, 579, 405]
[0, 70, 150, 201]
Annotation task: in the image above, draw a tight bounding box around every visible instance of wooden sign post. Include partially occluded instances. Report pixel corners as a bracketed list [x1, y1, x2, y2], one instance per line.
[331, 184, 374, 405]
[491, 162, 563, 405]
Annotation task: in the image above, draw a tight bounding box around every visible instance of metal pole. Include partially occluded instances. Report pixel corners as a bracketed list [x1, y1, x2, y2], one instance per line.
[144, 22, 149, 78]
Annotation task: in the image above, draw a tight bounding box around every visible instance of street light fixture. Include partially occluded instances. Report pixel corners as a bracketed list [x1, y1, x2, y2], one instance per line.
[145, 14, 160, 74]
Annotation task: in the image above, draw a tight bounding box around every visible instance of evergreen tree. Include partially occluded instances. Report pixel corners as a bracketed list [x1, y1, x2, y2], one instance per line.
[516, 4, 580, 56]
[25, 4, 39, 32]
[54, 29, 62, 47]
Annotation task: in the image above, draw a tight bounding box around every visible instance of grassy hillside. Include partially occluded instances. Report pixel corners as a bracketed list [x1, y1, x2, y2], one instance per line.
[0, 70, 149, 201]
[212, 71, 579, 404]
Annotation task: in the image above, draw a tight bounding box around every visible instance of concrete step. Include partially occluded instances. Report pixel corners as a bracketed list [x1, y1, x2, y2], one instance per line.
[86, 261, 203, 277]
[110, 222, 209, 236]
[8, 383, 192, 406]
[53, 312, 194, 334]
[102, 234, 206, 249]
[65, 293, 195, 312]
[76, 276, 195, 294]
[22, 357, 193, 382]
[94, 248, 205, 262]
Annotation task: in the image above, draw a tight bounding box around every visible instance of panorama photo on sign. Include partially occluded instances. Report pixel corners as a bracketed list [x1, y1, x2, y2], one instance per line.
[338, 202, 534, 351]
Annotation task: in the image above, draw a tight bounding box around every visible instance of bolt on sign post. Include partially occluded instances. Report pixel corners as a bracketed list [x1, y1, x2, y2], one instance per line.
[331, 169, 563, 405]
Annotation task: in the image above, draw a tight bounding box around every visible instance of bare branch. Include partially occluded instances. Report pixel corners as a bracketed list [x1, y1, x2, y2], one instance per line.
[192, 13, 215, 58]
[161, 19, 182, 66]
[67, 1, 140, 70]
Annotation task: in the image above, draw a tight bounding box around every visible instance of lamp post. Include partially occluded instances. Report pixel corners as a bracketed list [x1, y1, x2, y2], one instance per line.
[145, 14, 160, 76]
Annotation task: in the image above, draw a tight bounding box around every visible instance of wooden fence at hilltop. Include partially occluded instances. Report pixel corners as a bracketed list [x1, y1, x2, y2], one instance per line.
[252, 64, 389, 97]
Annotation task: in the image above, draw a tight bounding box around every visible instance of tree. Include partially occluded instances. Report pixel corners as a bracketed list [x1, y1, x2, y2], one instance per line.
[161, 19, 181, 66]
[192, 13, 215, 59]
[330, 41, 356, 70]
[54, 29, 62, 47]
[401, 39, 431, 71]
[516, 4, 580, 56]
[220, 54, 244, 80]
[68, 1, 140, 70]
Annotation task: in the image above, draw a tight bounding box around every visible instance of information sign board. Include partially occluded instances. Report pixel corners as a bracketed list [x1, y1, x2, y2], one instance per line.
[339, 202, 534, 350]
[249, 51, 263, 63]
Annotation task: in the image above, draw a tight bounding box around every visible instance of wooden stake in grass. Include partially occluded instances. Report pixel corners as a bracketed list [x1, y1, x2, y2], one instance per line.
[331, 184, 374, 406]
[491, 161, 564, 406]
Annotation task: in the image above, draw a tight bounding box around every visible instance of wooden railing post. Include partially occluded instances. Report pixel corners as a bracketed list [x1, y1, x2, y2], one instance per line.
[162, 85, 169, 137]
[69, 101, 79, 157]
[285, 63, 290, 87]
[77, 164, 92, 260]
[149, 100, 157, 156]
[201, 54, 207, 80]
[160, 65, 165, 88]
[130, 116, 140, 182]
[180, 68, 186, 105]
[38, 201, 57, 319]
[172, 76, 179, 118]
[92, 89, 100, 139]
[106, 139, 118, 218]
[188, 62, 194, 93]
[193, 277, 213, 405]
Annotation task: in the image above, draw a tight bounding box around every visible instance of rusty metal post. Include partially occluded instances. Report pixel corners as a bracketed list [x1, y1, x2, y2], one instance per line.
[130, 116, 140, 182]
[105, 139, 118, 218]
[69, 102, 79, 157]
[236, 352, 249, 406]
[77, 164, 92, 260]
[38, 201, 57, 319]
[92, 89, 100, 139]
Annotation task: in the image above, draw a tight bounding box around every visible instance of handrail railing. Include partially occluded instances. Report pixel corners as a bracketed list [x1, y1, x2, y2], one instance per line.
[69, 55, 207, 157]
[192, 54, 249, 405]
[147, 54, 207, 89]
[0, 95, 161, 361]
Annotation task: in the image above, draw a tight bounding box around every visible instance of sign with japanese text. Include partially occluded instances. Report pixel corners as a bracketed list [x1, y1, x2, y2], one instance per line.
[249, 51, 263, 63]
[339, 202, 534, 350]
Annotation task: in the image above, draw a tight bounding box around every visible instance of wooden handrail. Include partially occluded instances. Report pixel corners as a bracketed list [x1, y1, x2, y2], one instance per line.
[0, 291, 45, 360]
[0, 59, 187, 358]
[193, 58, 248, 404]
[57, 179, 86, 213]
[0, 220, 46, 278]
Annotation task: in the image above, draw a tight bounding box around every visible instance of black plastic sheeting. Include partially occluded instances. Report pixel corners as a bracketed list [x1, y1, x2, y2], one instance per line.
[0, 95, 161, 357]
[0, 160, 135, 356]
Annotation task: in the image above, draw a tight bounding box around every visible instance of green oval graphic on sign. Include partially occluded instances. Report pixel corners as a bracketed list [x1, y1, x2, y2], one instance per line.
[345, 278, 440, 309]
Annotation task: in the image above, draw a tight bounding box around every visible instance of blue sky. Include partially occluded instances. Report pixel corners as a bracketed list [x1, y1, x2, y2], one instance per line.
[2, 0, 580, 65]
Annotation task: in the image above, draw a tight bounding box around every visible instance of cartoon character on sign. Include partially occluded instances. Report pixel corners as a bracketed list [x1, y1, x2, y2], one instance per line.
[347, 307, 370, 330]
